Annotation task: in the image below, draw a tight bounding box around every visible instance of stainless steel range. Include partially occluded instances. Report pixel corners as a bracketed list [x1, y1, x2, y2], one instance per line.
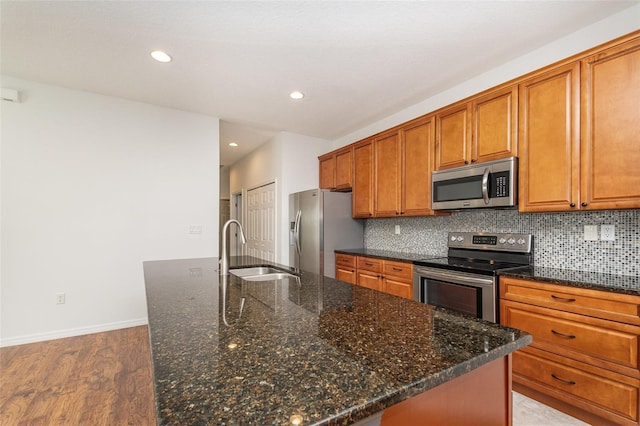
[413, 232, 533, 323]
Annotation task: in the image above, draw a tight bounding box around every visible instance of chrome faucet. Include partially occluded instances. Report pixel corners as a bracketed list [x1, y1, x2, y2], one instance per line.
[220, 219, 247, 275]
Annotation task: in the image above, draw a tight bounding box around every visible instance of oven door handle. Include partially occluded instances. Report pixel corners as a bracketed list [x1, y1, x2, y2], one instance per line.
[414, 267, 494, 287]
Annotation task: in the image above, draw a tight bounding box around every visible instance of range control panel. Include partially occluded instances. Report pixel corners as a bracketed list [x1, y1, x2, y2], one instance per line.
[448, 232, 533, 253]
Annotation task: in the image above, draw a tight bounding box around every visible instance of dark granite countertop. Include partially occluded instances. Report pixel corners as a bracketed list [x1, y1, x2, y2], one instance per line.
[500, 266, 640, 296]
[334, 248, 441, 263]
[143, 256, 531, 425]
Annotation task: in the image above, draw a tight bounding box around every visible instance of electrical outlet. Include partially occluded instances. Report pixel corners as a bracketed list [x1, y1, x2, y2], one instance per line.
[584, 225, 598, 241]
[601, 224, 616, 241]
[395, 225, 401, 235]
[56, 293, 66, 305]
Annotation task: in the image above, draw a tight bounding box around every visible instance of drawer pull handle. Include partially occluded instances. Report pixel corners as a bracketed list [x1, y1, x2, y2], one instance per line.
[551, 374, 576, 385]
[365, 262, 373, 266]
[551, 329, 576, 339]
[392, 267, 403, 271]
[551, 295, 576, 302]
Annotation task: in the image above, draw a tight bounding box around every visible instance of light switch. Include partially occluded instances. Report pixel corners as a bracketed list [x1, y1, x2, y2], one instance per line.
[584, 225, 598, 241]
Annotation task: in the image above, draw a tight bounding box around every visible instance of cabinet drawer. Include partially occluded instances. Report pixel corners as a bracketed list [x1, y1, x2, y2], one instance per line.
[501, 277, 640, 325]
[358, 257, 382, 273]
[383, 260, 412, 281]
[336, 253, 356, 268]
[503, 301, 640, 374]
[514, 350, 639, 423]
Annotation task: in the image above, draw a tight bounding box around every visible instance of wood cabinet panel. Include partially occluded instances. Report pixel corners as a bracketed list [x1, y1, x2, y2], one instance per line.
[514, 350, 639, 425]
[357, 271, 382, 291]
[501, 275, 640, 425]
[319, 153, 335, 190]
[336, 253, 357, 285]
[472, 85, 518, 164]
[501, 277, 640, 325]
[319, 147, 353, 191]
[353, 140, 374, 218]
[518, 62, 580, 212]
[383, 260, 413, 281]
[357, 257, 382, 273]
[503, 300, 640, 373]
[334, 148, 353, 190]
[435, 102, 471, 170]
[383, 278, 412, 300]
[336, 267, 357, 285]
[374, 132, 401, 217]
[581, 38, 640, 210]
[402, 117, 436, 216]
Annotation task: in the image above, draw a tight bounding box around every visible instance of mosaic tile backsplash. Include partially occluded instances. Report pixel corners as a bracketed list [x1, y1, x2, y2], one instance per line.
[364, 209, 640, 277]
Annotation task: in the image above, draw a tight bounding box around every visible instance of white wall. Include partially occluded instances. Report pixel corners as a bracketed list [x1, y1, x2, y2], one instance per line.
[332, 4, 640, 149]
[229, 132, 332, 265]
[0, 76, 220, 346]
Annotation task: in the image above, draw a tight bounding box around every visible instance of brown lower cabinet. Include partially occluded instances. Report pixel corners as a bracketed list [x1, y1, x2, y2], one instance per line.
[335, 253, 413, 299]
[335, 253, 357, 284]
[501, 276, 640, 425]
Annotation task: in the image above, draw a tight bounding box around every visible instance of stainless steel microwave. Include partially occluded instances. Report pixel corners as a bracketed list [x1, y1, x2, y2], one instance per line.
[431, 157, 518, 210]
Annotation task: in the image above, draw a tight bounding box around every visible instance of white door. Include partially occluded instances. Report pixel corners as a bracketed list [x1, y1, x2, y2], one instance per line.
[246, 182, 276, 261]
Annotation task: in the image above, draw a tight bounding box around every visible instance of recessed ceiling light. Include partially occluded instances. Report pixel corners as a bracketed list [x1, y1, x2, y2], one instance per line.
[150, 50, 172, 63]
[289, 91, 304, 100]
[229, 142, 238, 147]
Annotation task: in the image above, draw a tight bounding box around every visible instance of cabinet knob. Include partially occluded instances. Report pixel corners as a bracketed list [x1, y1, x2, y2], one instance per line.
[464, 160, 469, 165]
[569, 203, 576, 208]
[581, 202, 588, 207]
[471, 159, 476, 163]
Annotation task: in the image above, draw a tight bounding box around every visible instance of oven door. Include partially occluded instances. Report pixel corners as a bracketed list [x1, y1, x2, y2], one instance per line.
[413, 266, 497, 323]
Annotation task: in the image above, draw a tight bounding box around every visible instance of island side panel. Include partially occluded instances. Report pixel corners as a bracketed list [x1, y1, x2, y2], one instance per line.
[380, 355, 513, 426]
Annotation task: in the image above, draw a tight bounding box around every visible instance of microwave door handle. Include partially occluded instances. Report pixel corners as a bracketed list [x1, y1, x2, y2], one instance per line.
[481, 168, 490, 204]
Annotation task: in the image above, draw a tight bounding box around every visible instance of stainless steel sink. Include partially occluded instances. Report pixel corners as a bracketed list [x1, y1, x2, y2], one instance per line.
[229, 267, 297, 281]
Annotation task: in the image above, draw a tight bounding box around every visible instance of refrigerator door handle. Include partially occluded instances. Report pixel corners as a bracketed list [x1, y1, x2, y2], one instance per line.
[294, 209, 302, 256]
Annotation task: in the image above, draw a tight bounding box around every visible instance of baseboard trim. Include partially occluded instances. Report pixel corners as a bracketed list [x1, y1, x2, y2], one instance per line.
[0, 318, 149, 347]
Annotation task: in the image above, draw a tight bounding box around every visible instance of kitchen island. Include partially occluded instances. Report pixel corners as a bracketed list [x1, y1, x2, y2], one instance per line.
[143, 256, 531, 425]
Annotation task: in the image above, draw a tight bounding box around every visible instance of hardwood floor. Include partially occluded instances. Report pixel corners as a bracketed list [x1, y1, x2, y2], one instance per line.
[0, 326, 156, 425]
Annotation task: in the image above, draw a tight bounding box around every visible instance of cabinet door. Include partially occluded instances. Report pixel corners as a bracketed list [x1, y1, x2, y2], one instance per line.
[319, 154, 335, 190]
[374, 132, 401, 217]
[519, 62, 580, 212]
[353, 140, 374, 218]
[581, 39, 640, 210]
[472, 85, 518, 164]
[402, 117, 435, 216]
[336, 267, 357, 284]
[357, 271, 382, 291]
[435, 102, 471, 170]
[334, 147, 353, 190]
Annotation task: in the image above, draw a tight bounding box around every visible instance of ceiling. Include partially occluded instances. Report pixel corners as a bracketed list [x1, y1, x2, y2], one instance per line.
[1, 1, 637, 166]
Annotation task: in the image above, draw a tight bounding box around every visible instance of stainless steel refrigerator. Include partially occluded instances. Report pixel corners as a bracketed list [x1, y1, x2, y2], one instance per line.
[289, 189, 364, 278]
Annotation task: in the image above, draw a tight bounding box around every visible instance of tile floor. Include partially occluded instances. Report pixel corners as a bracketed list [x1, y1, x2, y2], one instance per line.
[513, 392, 589, 426]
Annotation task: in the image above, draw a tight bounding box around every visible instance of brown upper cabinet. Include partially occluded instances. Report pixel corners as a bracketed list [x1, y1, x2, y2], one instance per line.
[435, 85, 518, 170]
[520, 36, 640, 212]
[374, 117, 439, 217]
[519, 62, 580, 212]
[352, 139, 374, 218]
[321, 31, 640, 215]
[319, 146, 353, 191]
[580, 38, 640, 211]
